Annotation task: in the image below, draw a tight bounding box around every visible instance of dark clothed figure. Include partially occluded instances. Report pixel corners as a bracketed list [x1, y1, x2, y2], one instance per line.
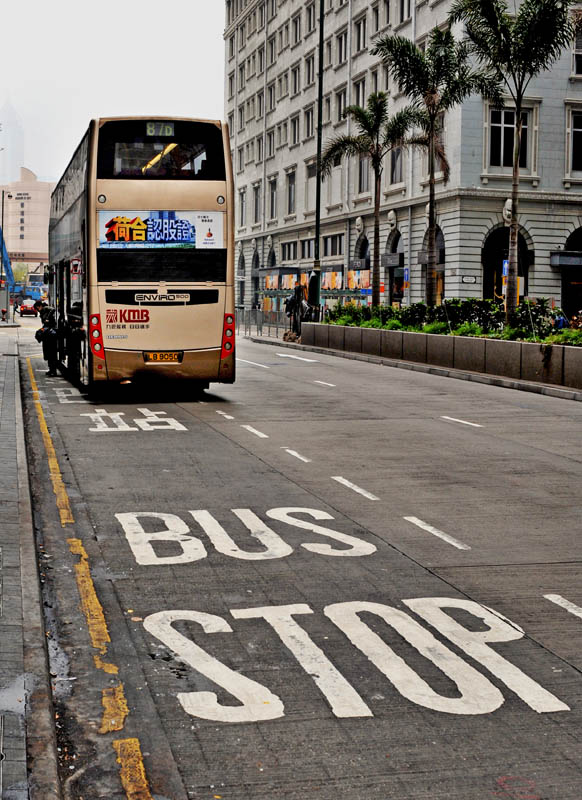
[35, 305, 59, 376]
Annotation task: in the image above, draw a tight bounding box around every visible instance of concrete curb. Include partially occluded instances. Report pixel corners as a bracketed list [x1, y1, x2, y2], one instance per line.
[15, 353, 62, 799]
[248, 335, 582, 403]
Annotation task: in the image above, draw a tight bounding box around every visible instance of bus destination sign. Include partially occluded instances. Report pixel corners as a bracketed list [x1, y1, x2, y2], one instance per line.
[146, 122, 175, 137]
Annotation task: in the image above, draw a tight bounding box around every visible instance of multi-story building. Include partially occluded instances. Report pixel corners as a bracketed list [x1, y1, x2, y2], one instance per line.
[1, 167, 55, 272]
[224, 0, 582, 318]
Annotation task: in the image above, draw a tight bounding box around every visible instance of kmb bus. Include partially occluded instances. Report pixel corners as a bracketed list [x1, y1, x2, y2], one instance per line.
[48, 117, 235, 390]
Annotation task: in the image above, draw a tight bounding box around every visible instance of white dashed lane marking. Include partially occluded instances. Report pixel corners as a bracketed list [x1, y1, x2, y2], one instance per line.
[241, 425, 269, 439]
[544, 594, 582, 620]
[331, 476, 379, 501]
[237, 358, 270, 369]
[441, 416, 483, 428]
[403, 516, 471, 550]
[281, 448, 312, 463]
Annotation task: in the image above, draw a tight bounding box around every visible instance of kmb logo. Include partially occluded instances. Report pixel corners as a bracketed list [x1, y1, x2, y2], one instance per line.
[106, 309, 150, 323]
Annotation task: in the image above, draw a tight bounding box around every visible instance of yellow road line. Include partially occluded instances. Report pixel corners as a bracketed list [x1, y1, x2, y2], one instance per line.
[100, 684, 130, 733]
[26, 358, 74, 525]
[113, 739, 154, 800]
[26, 358, 152, 797]
[67, 538, 111, 654]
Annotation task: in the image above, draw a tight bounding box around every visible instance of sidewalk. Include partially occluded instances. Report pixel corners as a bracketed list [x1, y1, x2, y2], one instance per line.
[0, 327, 60, 799]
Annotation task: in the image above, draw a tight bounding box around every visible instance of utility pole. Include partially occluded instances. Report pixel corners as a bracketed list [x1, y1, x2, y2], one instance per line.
[311, 0, 325, 319]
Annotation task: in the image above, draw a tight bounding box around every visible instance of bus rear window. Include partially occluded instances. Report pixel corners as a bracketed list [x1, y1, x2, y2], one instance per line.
[97, 120, 226, 180]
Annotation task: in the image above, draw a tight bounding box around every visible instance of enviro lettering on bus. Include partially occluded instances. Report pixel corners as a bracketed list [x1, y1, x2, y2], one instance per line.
[98, 210, 223, 250]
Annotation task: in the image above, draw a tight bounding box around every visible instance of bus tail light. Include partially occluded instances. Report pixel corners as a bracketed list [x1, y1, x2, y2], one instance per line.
[221, 313, 235, 359]
[89, 314, 105, 359]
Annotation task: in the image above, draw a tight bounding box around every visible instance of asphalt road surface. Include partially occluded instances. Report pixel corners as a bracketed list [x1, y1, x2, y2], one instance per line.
[19, 322, 582, 799]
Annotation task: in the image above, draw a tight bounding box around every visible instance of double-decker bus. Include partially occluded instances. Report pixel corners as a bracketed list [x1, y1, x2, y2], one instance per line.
[48, 117, 235, 390]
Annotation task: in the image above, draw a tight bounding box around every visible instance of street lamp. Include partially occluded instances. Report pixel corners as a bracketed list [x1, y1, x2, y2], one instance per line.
[310, 0, 325, 319]
[0, 190, 11, 310]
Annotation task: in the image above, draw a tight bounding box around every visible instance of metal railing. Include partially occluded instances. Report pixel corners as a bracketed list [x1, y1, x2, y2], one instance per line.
[236, 309, 289, 339]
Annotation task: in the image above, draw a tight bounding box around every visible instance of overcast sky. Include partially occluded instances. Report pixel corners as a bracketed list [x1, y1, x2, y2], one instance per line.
[1, 1, 226, 182]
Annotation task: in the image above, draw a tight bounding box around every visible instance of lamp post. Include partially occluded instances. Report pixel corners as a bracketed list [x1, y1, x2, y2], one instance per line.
[0, 190, 9, 316]
[310, 0, 325, 319]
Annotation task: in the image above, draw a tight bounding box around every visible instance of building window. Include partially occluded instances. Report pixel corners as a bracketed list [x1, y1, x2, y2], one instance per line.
[354, 16, 367, 52]
[305, 107, 315, 138]
[292, 14, 301, 45]
[269, 178, 277, 219]
[305, 54, 315, 85]
[238, 146, 244, 172]
[258, 91, 264, 117]
[358, 155, 370, 193]
[268, 82, 276, 111]
[239, 64, 245, 90]
[336, 89, 347, 121]
[301, 239, 315, 259]
[490, 108, 528, 169]
[291, 64, 301, 95]
[399, 0, 411, 23]
[267, 130, 275, 157]
[390, 147, 402, 184]
[253, 184, 261, 224]
[354, 77, 366, 107]
[324, 95, 331, 123]
[371, 69, 378, 94]
[239, 189, 247, 227]
[287, 171, 296, 214]
[337, 30, 348, 64]
[269, 36, 277, 65]
[238, 106, 245, 130]
[323, 234, 344, 256]
[267, 0, 277, 20]
[257, 135, 264, 162]
[228, 72, 235, 98]
[306, 2, 316, 32]
[372, 4, 380, 32]
[291, 115, 300, 145]
[326, 39, 333, 67]
[281, 241, 298, 261]
[259, 46, 265, 73]
[574, 31, 582, 74]
[383, 0, 390, 24]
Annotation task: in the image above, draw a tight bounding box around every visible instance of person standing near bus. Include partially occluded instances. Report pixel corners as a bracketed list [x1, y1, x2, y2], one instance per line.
[34, 302, 59, 376]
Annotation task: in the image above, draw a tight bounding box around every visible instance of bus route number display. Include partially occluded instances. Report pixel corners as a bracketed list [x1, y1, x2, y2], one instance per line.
[146, 122, 174, 137]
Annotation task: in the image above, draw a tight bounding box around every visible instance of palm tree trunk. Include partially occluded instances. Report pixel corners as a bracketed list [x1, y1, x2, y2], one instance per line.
[507, 108, 522, 322]
[373, 167, 381, 308]
[427, 120, 437, 306]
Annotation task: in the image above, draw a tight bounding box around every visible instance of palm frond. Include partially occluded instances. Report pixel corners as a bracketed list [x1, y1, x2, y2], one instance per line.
[371, 35, 429, 100]
[320, 135, 370, 176]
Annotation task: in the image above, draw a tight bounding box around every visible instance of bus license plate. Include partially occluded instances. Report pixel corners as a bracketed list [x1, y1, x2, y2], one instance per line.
[143, 351, 183, 363]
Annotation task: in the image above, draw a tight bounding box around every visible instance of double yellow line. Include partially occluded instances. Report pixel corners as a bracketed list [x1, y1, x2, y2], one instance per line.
[27, 360, 152, 799]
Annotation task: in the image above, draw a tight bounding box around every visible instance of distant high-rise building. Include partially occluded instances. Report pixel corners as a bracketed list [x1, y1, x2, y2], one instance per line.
[0, 101, 25, 185]
[1, 168, 55, 271]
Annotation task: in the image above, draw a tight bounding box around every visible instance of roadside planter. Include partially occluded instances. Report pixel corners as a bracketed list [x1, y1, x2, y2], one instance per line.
[301, 323, 582, 391]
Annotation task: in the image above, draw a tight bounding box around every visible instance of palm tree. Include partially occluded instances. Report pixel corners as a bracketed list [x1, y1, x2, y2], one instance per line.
[448, 0, 576, 317]
[320, 92, 420, 308]
[372, 27, 501, 306]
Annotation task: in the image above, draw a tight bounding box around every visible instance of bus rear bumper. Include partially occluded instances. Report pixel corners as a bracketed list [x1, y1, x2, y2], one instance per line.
[94, 347, 235, 384]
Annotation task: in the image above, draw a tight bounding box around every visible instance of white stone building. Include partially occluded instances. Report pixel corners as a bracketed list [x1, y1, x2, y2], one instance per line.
[224, 0, 582, 318]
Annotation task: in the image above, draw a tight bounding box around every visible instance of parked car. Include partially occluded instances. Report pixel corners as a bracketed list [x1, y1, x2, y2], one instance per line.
[19, 298, 38, 317]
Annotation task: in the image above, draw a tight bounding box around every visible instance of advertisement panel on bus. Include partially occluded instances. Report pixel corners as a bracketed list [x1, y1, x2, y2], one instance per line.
[97, 210, 224, 250]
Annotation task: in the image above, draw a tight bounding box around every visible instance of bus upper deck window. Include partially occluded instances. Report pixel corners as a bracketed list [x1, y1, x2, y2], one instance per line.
[97, 120, 226, 181]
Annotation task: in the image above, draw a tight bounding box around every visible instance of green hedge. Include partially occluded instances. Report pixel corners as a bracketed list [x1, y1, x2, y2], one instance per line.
[323, 298, 582, 346]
